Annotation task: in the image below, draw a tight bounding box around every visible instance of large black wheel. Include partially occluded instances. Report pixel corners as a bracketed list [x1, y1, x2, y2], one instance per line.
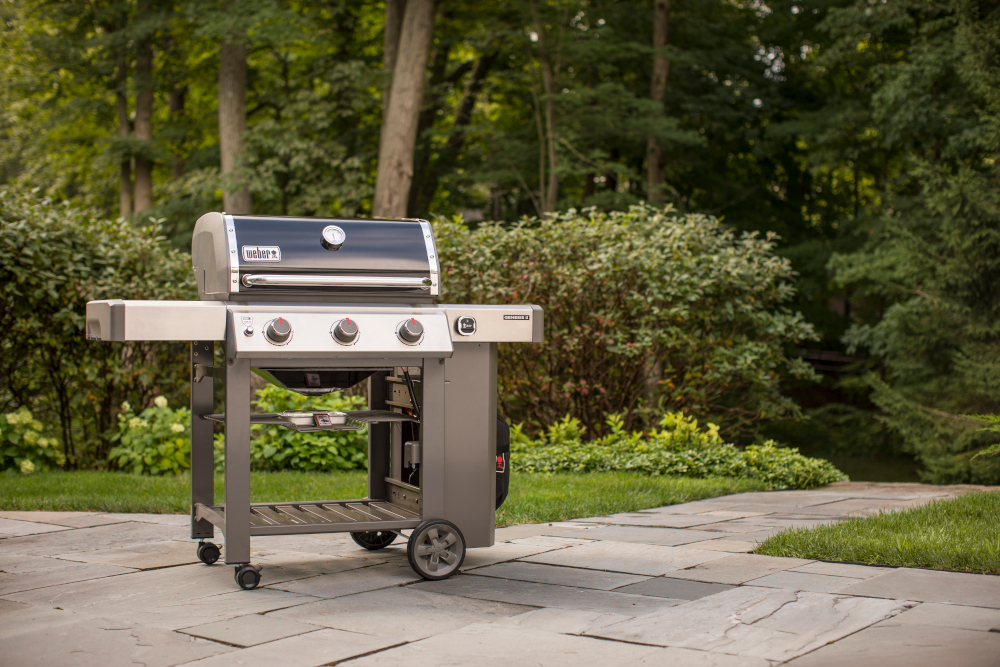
[407, 519, 465, 581]
[351, 530, 398, 550]
[197, 541, 221, 565]
[234, 564, 261, 590]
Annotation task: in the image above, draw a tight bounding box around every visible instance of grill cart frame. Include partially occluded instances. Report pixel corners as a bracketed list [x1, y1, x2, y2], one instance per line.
[86, 213, 542, 589]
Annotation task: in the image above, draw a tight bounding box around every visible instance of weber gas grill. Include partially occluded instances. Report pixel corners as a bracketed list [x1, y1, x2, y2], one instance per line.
[86, 212, 542, 589]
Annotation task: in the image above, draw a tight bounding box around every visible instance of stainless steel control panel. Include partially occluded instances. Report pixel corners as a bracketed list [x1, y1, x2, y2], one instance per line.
[229, 306, 454, 360]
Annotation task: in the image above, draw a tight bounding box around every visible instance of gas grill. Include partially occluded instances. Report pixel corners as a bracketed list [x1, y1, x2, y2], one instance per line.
[86, 212, 542, 589]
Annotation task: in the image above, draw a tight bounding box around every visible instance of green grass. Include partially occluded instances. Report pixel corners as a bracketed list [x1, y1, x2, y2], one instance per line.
[756, 491, 1000, 574]
[0, 470, 766, 526]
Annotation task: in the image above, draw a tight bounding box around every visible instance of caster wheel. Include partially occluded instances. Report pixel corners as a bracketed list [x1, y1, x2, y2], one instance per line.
[197, 541, 221, 565]
[407, 519, 465, 581]
[351, 530, 397, 550]
[234, 564, 261, 590]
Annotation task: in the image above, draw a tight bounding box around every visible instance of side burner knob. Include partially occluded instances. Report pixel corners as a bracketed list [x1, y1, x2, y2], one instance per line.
[264, 317, 292, 344]
[397, 318, 424, 344]
[332, 318, 359, 345]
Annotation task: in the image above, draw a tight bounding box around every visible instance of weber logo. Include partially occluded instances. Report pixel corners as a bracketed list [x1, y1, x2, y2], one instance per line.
[504, 315, 529, 321]
[242, 246, 281, 262]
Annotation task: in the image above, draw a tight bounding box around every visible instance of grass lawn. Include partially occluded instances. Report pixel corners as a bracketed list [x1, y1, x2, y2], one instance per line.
[756, 491, 1000, 574]
[0, 470, 766, 527]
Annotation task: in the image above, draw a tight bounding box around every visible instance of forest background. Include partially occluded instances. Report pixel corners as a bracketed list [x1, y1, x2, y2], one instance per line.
[1, 0, 999, 484]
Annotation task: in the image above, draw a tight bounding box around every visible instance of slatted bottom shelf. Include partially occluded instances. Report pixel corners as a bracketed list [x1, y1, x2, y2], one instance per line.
[195, 499, 421, 536]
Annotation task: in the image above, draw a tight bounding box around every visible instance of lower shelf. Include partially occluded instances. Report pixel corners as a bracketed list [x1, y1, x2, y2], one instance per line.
[195, 499, 421, 536]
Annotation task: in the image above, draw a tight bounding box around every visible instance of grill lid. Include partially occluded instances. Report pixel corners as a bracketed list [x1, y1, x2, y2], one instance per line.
[192, 213, 440, 303]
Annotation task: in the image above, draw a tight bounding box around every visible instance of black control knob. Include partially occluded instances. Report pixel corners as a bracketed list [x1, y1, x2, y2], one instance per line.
[332, 318, 359, 345]
[398, 318, 424, 344]
[265, 317, 292, 344]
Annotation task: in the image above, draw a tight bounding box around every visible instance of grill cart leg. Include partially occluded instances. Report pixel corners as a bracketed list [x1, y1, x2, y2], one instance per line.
[190, 341, 215, 541]
[223, 349, 253, 567]
[407, 520, 466, 580]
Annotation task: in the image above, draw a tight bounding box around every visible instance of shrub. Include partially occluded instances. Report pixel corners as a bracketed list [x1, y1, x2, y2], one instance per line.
[109, 386, 368, 475]
[0, 408, 64, 473]
[247, 384, 368, 472]
[0, 190, 195, 468]
[510, 412, 846, 490]
[435, 204, 819, 440]
[108, 397, 191, 475]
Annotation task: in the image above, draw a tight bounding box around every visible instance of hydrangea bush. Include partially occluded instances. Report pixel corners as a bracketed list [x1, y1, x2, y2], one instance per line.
[108, 397, 191, 475]
[0, 408, 64, 473]
[511, 412, 846, 490]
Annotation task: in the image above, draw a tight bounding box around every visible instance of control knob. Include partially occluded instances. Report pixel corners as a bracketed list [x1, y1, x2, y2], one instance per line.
[264, 317, 292, 344]
[397, 318, 424, 344]
[332, 318, 359, 345]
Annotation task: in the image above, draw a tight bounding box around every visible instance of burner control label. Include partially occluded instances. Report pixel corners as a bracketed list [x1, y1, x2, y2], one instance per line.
[504, 315, 529, 320]
[242, 246, 281, 261]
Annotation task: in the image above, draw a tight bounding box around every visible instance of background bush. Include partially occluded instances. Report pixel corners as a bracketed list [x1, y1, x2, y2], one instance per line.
[1, 408, 64, 473]
[108, 387, 368, 475]
[511, 412, 846, 490]
[0, 190, 195, 469]
[436, 205, 819, 440]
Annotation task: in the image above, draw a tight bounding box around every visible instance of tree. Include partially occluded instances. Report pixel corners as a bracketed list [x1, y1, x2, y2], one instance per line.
[219, 35, 252, 214]
[372, 0, 437, 218]
[646, 0, 669, 203]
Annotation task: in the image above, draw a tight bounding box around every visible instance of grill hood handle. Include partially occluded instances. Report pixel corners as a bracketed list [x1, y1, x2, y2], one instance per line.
[242, 274, 432, 289]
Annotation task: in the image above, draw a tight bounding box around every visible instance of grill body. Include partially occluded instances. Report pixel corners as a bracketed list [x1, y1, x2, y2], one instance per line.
[87, 213, 542, 587]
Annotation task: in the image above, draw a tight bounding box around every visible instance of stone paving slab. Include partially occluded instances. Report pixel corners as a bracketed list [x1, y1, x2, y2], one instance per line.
[176, 627, 401, 667]
[491, 607, 636, 635]
[268, 561, 421, 598]
[459, 542, 562, 570]
[469, 561, 651, 590]
[836, 567, 1000, 608]
[343, 622, 665, 667]
[590, 586, 914, 663]
[0, 553, 134, 595]
[0, 606, 234, 666]
[179, 613, 320, 647]
[789, 561, 891, 579]
[548, 524, 734, 546]
[0, 520, 189, 555]
[680, 539, 755, 553]
[889, 601, 1000, 632]
[743, 570, 862, 593]
[415, 573, 685, 615]
[784, 622, 1000, 666]
[664, 553, 814, 585]
[0, 517, 71, 537]
[0, 511, 127, 529]
[52, 539, 200, 570]
[520, 540, 732, 575]
[580, 513, 734, 528]
[271, 587, 533, 641]
[613, 576, 736, 600]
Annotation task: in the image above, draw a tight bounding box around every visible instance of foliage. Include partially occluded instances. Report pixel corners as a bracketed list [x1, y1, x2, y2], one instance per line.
[247, 384, 368, 472]
[107, 385, 368, 475]
[510, 412, 846, 490]
[0, 191, 196, 469]
[758, 491, 1000, 574]
[108, 397, 191, 476]
[437, 205, 819, 439]
[0, 408, 64, 473]
[824, 0, 1000, 483]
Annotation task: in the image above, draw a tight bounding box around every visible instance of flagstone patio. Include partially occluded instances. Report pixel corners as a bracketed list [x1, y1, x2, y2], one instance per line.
[1, 481, 998, 666]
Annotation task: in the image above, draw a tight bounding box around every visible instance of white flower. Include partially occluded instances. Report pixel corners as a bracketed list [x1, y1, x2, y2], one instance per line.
[170, 423, 185, 433]
[154, 396, 168, 409]
[120, 401, 131, 413]
[23, 430, 39, 446]
[19, 459, 35, 474]
[128, 417, 148, 430]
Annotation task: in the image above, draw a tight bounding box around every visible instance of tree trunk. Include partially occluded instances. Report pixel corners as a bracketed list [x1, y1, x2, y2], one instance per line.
[169, 86, 187, 179]
[133, 12, 154, 215]
[409, 50, 497, 218]
[219, 41, 252, 214]
[382, 0, 408, 116]
[116, 57, 132, 219]
[372, 0, 437, 218]
[534, 15, 559, 212]
[646, 0, 670, 204]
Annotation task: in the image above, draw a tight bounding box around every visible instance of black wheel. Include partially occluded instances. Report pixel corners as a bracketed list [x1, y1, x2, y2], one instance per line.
[351, 530, 398, 550]
[197, 541, 221, 565]
[234, 564, 261, 590]
[407, 519, 466, 581]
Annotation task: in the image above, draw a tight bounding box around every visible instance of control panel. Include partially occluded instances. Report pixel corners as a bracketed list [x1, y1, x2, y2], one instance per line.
[230, 307, 454, 360]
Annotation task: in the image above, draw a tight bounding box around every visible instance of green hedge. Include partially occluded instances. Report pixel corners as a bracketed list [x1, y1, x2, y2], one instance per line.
[435, 205, 819, 440]
[511, 412, 846, 490]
